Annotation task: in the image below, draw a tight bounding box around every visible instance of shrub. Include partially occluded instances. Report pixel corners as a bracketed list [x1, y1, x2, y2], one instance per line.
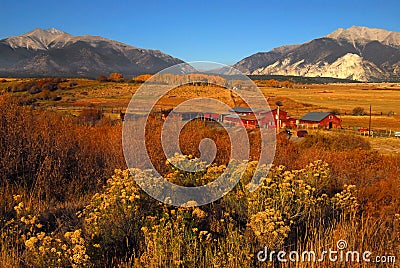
[28, 86, 42, 94]
[132, 74, 152, 83]
[0, 95, 125, 202]
[298, 132, 371, 151]
[77, 107, 104, 125]
[96, 75, 109, 82]
[11, 78, 65, 93]
[2, 152, 398, 266]
[7, 195, 92, 267]
[79, 157, 358, 266]
[108, 73, 124, 82]
[69, 81, 78, 87]
[79, 169, 150, 263]
[352, 106, 365, 116]
[35, 89, 54, 100]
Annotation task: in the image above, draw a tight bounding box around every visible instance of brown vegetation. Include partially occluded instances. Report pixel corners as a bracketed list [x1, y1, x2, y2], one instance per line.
[97, 73, 125, 82]
[0, 90, 399, 266]
[132, 74, 152, 83]
[256, 79, 295, 88]
[0, 95, 124, 202]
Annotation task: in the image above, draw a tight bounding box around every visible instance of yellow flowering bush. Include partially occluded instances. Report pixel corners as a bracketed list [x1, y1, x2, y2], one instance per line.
[79, 168, 158, 262]
[1, 156, 364, 267]
[247, 160, 358, 249]
[140, 208, 199, 267]
[332, 184, 359, 214]
[24, 229, 91, 268]
[4, 195, 92, 267]
[1, 195, 44, 254]
[165, 153, 226, 187]
[248, 208, 290, 249]
[0, 156, 366, 267]
[248, 163, 319, 219]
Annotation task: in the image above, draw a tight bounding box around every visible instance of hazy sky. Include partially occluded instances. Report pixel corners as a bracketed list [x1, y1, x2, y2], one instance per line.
[1, 0, 399, 64]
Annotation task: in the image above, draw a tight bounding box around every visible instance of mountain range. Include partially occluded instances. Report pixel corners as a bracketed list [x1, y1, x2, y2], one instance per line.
[0, 28, 183, 78]
[233, 26, 400, 82]
[1, 26, 400, 81]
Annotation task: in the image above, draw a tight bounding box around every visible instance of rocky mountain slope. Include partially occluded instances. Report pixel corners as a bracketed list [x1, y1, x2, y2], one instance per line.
[0, 28, 184, 78]
[234, 26, 400, 82]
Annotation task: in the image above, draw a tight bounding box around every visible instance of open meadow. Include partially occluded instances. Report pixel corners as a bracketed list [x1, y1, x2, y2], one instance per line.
[0, 77, 399, 267]
[2, 77, 399, 149]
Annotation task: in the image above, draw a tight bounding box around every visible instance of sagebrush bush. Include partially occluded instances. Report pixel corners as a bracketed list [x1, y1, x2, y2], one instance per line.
[77, 156, 361, 266]
[1, 195, 92, 268]
[1, 154, 398, 267]
[298, 132, 371, 151]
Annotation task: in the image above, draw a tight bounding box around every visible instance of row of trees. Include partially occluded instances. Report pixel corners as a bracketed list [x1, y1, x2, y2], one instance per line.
[258, 79, 295, 88]
[96, 72, 125, 82]
[94, 73, 299, 89]
[6, 78, 67, 93]
[99, 73, 229, 86]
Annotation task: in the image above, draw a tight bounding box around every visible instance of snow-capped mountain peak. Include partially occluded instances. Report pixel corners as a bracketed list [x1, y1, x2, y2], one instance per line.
[326, 26, 400, 47]
[22, 28, 70, 37]
[0, 28, 184, 77]
[6, 28, 73, 50]
[234, 26, 400, 82]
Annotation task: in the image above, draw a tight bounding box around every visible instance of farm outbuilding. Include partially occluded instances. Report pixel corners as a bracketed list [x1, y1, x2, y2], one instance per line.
[226, 106, 291, 129]
[203, 112, 225, 122]
[299, 112, 341, 129]
[160, 106, 296, 130]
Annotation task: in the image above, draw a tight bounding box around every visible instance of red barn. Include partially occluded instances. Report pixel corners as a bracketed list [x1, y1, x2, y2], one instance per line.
[203, 112, 224, 122]
[285, 117, 298, 128]
[228, 106, 262, 116]
[270, 109, 289, 128]
[223, 114, 243, 126]
[225, 106, 290, 129]
[299, 112, 341, 129]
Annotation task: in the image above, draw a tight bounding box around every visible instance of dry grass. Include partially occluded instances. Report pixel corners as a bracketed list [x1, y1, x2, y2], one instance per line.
[368, 137, 400, 154]
[341, 115, 400, 130]
[3, 77, 400, 159]
[259, 82, 400, 117]
[3, 78, 400, 129]
[155, 84, 235, 111]
[0, 248, 21, 268]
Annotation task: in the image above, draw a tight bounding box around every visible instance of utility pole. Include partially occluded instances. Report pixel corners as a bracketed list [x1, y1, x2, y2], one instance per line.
[277, 105, 280, 134]
[368, 105, 372, 137]
[275, 101, 283, 134]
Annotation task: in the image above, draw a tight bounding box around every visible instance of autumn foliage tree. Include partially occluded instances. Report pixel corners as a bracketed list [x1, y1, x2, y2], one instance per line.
[109, 72, 124, 82]
[133, 74, 152, 83]
[260, 79, 294, 88]
[10, 78, 66, 93]
[140, 73, 227, 86]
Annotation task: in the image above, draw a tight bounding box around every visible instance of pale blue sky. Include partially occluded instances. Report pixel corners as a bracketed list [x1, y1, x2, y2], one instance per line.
[1, 0, 399, 64]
